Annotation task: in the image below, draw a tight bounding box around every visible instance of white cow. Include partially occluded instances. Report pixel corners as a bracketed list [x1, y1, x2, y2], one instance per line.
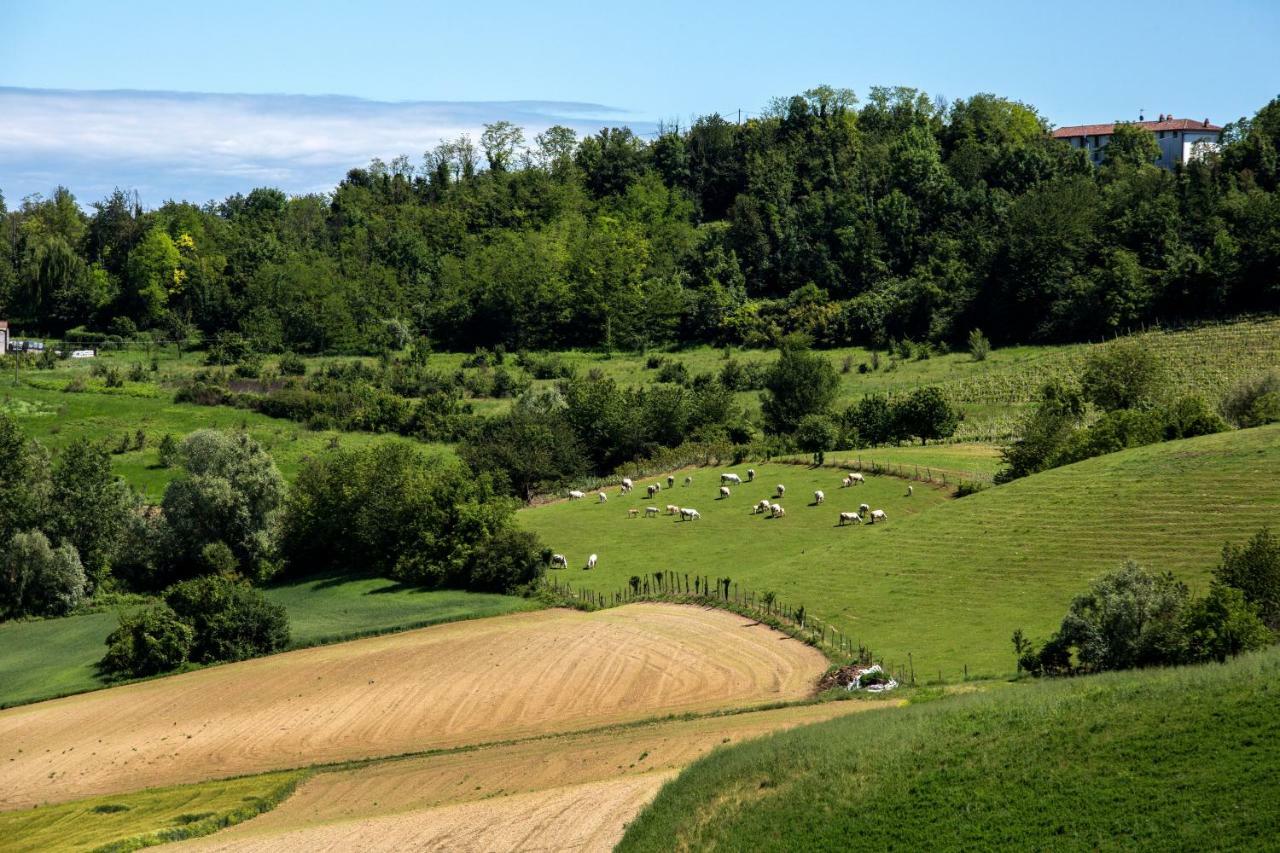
[622, 477, 634, 491]
[841, 475, 852, 488]
[627, 508, 639, 518]
[667, 475, 675, 488]
[645, 506, 660, 517]
[776, 484, 786, 498]
[747, 468, 756, 482]
[721, 472, 742, 485]
[838, 512, 861, 526]
[719, 486, 731, 499]
[647, 484, 661, 498]
[906, 485, 914, 497]
[859, 503, 871, 516]
[684, 476, 693, 486]
[814, 490, 825, 505]
[771, 505, 786, 519]
[849, 472, 865, 485]
[666, 503, 681, 515]
[681, 507, 701, 521]
[755, 498, 771, 514]
[870, 509, 887, 524]
[568, 489, 585, 500]
[598, 491, 608, 504]
[550, 553, 568, 568]
[587, 553, 598, 569]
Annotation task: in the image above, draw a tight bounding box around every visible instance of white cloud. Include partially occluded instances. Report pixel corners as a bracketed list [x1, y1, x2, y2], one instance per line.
[0, 87, 652, 206]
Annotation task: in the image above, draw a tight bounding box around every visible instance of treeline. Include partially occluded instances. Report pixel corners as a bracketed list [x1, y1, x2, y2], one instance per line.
[0, 418, 545, 677]
[3, 88, 1279, 352]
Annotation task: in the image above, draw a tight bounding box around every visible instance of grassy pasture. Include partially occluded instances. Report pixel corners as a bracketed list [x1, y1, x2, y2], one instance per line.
[791, 442, 1004, 482]
[520, 424, 1280, 678]
[0, 578, 536, 709]
[618, 645, 1280, 852]
[0, 770, 305, 852]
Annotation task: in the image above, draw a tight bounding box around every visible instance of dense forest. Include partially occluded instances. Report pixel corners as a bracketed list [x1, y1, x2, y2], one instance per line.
[2, 86, 1278, 353]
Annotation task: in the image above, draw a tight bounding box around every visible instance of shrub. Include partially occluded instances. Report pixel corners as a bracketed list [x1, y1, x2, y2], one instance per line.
[277, 352, 307, 377]
[656, 360, 690, 385]
[1180, 583, 1271, 663]
[1220, 370, 1280, 428]
[645, 354, 668, 370]
[158, 434, 180, 468]
[233, 356, 263, 379]
[893, 387, 960, 445]
[794, 413, 838, 465]
[968, 328, 991, 361]
[127, 361, 147, 382]
[1080, 340, 1167, 411]
[163, 575, 289, 664]
[101, 603, 193, 678]
[761, 341, 839, 434]
[1214, 527, 1280, 631]
[0, 530, 88, 618]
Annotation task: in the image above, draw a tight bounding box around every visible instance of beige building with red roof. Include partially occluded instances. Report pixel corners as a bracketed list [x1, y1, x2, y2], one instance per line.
[1052, 114, 1222, 169]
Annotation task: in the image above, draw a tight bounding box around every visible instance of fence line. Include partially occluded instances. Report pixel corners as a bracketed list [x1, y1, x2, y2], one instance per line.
[777, 455, 994, 487]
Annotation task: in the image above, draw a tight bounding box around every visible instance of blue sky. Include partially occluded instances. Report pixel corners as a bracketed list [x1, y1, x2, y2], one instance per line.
[2, 0, 1278, 205]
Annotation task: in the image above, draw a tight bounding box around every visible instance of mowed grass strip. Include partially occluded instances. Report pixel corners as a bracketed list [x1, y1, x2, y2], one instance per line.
[0, 579, 537, 709]
[0, 770, 305, 853]
[519, 424, 1280, 677]
[618, 646, 1280, 852]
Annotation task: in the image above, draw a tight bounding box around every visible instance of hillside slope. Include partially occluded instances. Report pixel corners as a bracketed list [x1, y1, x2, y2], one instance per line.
[619, 646, 1280, 851]
[521, 424, 1280, 676]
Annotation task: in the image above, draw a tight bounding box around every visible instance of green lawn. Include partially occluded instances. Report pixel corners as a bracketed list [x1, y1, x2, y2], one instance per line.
[0, 577, 537, 709]
[0, 769, 305, 852]
[792, 442, 1004, 482]
[619, 645, 1280, 852]
[520, 424, 1280, 678]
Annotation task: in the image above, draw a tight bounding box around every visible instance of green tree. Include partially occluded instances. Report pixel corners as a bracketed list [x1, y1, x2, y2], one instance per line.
[1104, 123, 1161, 168]
[794, 413, 838, 465]
[1214, 527, 1280, 631]
[1080, 340, 1167, 411]
[126, 226, 182, 324]
[893, 387, 960, 445]
[1181, 583, 1270, 663]
[163, 575, 290, 664]
[48, 439, 135, 591]
[761, 341, 840, 434]
[101, 604, 193, 678]
[0, 530, 87, 618]
[460, 392, 588, 501]
[480, 121, 526, 172]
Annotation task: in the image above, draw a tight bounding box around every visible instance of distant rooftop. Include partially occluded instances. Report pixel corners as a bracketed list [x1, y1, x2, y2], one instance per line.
[1053, 116, 1222, 138]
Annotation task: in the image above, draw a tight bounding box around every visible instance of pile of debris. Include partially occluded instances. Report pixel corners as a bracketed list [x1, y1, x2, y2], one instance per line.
[818, 663, 899, 693]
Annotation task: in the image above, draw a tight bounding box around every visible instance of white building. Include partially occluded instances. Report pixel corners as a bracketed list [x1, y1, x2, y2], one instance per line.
[0, 321, 7, 355]
[1052, 114, 1222, 169]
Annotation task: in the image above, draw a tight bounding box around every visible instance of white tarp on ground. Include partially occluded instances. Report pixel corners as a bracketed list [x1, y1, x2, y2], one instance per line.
[846, 664, 898, 692]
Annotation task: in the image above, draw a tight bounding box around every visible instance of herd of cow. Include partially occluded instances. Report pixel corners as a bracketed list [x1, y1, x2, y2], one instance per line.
[552, 468, 903, 571]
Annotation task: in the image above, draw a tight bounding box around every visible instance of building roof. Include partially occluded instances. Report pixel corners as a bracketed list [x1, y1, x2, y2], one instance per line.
[1052, 118, 1222, 138]
[0, 320, 8, 330]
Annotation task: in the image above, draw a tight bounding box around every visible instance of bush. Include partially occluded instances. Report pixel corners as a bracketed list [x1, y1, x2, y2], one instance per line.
[893, 387, 960, 445]
[968, 328, 991, 361]
[158, 434, 180, 468]
[1180, 583, 1271, 663]
[467, 527, 545, 592]
[101, 604, 193, 678]
[656, 360, 690, 385]
[761, 341, 839, 435]
[0, 530, 88, 618]
[277, 352, 307, 377]
[794, 413, 838, 465]
[1220, 370, 1280, 428]
[163, 575, 289, 664]
[1080, 340, 1167, 411]
[1214, 527, 1280, 631]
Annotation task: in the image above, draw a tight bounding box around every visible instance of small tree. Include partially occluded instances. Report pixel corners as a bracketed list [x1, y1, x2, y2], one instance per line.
[794, 413, 838, 465]
[1080, 340, 1167, 412]
[893, 387, 959, 445]
[101, 604, 193, 678]
[1214, 527, 1280, 631]
[968, 329, 991, 362]
[1103, 123, 1161, 168]
[1, 530, 88, 618]
[164, 575, 290, 664]
[1181, 583, 1270, 663]
[760, 340, 839, 435]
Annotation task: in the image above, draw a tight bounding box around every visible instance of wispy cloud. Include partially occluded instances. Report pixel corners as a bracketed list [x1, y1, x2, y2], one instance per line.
[0, 87, 652, 206]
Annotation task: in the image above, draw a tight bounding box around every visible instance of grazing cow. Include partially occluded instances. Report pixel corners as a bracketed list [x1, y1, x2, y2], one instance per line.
[771, 504, 786, 519]
[721, 472, 742, 485]
[747, 468, 756, 482]
[814, 490, 825, 505]
[622, 477, 634, 491]
[627, 508, 639, 518]
[684, 475, 692, 486]
[839, 512, 861, 526]
[550, 553, 568, 568]
[598, 491, 608, 504]
[906, 485, 914, 497]
[776, 484, 786, 498]
[859, 503, 871, 516]
[870, 509, 887, 524]
[568, 489, 585, 500]
[719, 486, 731, 499]
[756, 498, 772, 514]
[841, 475, 852, 488]
[587, 553, 598, 570]
[666, 503, 681, 515]
[668, 475, 675, 488]
[645, 506, 660, 517]
[647, 484, 660, 498]
[681, 507, 701, 521]
[849, 472, 865, 485]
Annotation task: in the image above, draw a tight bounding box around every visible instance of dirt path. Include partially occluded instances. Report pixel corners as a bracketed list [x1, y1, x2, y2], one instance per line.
[181, 700, 894, 851]
[0, 604, 828, 810]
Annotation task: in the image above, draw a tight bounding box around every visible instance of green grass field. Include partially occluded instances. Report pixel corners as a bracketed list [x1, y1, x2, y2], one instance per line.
[793, 442, 1004, 482]
[0, 578, 537, 708]
[618, 645, 1280, 852]
[520, 424, 1280, 678]
[0, 769, 305, 852]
